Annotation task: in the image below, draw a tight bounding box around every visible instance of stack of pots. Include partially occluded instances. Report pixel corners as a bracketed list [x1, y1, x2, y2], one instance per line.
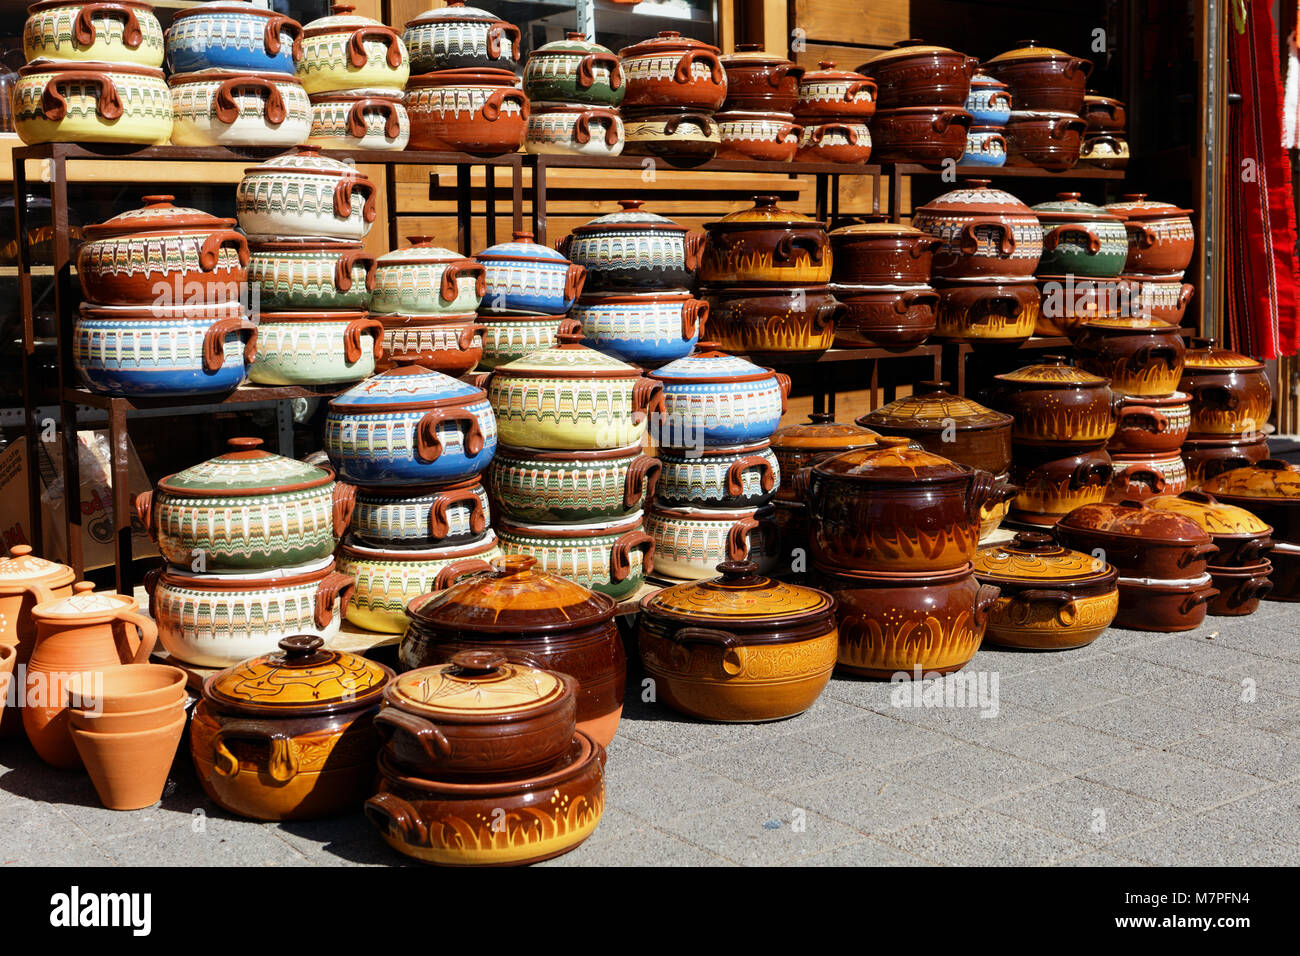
[914, 179, 1042, 347]
[560, 200, 707, 366]
[1178, 339, 1272, 488]
[618, 31, 726, 166]
[697, 195, 840, 359]
[240, 146, 383, 386]
[1103, 193, 1197, 326]
[714, 45, 805, 163]
[166, 1, 309, 148]
[522, 31, 624, 157]
[643, 345, 790, 580]
[326, 366, 500, 634]
[961, 73, 1011, 167]
[858, 40, 976, 166]
[1200, 461, 1300, 600]
[482, 337, 658, 600]
[401, 1, 528, 155]
[791, 61, 876, 164]
[808, 437, 1004, 678]
[1079, 90, 1128, 169]
[1031, 192, 1129, 337]
[828, 217, 939, 348]
[135, 437, 357, 667]
[982, 41, 1090, 171]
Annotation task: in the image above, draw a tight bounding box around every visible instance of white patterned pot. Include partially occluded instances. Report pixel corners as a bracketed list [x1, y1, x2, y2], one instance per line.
[146, 556, 353, 667]
[525, 103, 624, 156]
[571, 291, 706, 366]
[370, 239, 486, 315]
[645, 502, 780, 580]
[308, 90, 409, 150]
[376, 313, 485, 377]
[648, 348, 791, 449]
[248, 310, 383, 386]
[488, 442, 660, 522]
[557, 199, 705, 293]
[402, 0, 520, 74]
[494, 512, 652, 600]
[913, 179, 1043, 279]
[478, 313, 580, 369]
[656, 441, 780, 509]
[476, 231, 585, 315]
[349, 477, 490, 550]
[298, 5, 409, 94]
[236, 146, 376, 242]
[963, 126, 1007, 167]
[170, 70, 311, 147]
[24, 0, 164, 67]
[164, 1, 302, 74]
[13, 59, 171, 146]
[248, 240, 376, 310]
[714, 109, 800, 162]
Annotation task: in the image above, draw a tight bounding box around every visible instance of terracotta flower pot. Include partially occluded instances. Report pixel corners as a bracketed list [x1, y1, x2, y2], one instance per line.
[65, 663, 187, 714]
[857, 40, 979, 108]
[70, 698, 187, 735]
[72, 713, 187, 810]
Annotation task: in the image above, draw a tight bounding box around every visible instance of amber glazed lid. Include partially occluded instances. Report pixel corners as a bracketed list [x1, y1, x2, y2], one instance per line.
[860, 38, 965, 65]
[1056, 499, 1212, 546]
[771, 413, 878, 452]
[640, 561, 834, 637]
[859, 381, 1012, 433]
[386, 650, 575, 725]
[973, 531, 1116, 587]
[83, 195, 237, 239]
[1144, 492, 1271, 536]
[812, 435, 970, 484]
[1079, 315, 1180, 333]
[720, 44, 799, 68]
[1183, 338, 1264, 372]
[830, 217, 929, 239]
[157, 437, 333, 498]
[705, 195, 823, 231]
[406, 555, 616, 635]
[993, 355, 1109, 389]
[985, 40, 1084, 64]
[1201, 460, 1300, 501]
[0, 545, 74, 595]
[204, 635, 394, 718]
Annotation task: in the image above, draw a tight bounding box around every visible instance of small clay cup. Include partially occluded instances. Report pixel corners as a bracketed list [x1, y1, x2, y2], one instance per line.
[66, 663, 187, 714]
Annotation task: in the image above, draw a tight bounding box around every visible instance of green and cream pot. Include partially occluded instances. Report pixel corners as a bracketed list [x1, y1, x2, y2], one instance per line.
[248, 309, 384, 386]
[645, 502, 781, 580]
[1031, 191, 1129, 278]
[522, 31, 624, 107]
[369, 239, 486, 315]
[478, 313, 581, 369]
[298, 4, 409, 95]
[248, 240, 376, 310]
[24, 0, 164, 67]
[488, 442, 661, 523]
[13, 59, 171, 145]
[494, 512, 653, 600]
[308, 89, 409, 150]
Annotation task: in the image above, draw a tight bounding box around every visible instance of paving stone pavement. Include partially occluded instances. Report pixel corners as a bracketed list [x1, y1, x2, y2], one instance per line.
[2, 615, 1298, 867]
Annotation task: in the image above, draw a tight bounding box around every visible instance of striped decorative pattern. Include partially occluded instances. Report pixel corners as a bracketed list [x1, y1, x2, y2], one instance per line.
[339, 542, 502, 632]
[156, 489, 335, 568]
[297, 34, 409, 93]
[657, 446, 780, 506]
[403, 21, 513, 73]
[489, 375, 644, 449]
[659, 379, 785, 447]
[489, 450, 643, 521]
[495, 526, 647, 599]
[25, 4, 165, 66]
[248, 248, 371, 310]
[80, 234, 244, 282]
[74, 316, 248, 395]
[309, 99, 409, 150]
[479, 316, 568, 368]
[324, 401, 498, 484]
[567, 230, 688, 276]
[353, 485, 491, 547]
[645, 511, 779, 580]
[249, 318, 377, 385]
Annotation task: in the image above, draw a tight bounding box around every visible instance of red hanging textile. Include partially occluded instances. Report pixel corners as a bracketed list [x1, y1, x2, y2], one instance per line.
[1225, 0, 1300, 358]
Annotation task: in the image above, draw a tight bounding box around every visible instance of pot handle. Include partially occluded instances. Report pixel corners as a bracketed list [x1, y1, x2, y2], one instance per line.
[662, 111, 715, 137]
[632, 377, 665, 420]
[1178, 283, 1195, 308]
[333, 177, 377, 224]
[486, 21, 521, 61]
[978, 133, 1007, 152]
[671, 626, 746, 677]
[1116, 405, 1169, 434]
[1238, 535, 1274, 563]
[565, 263, 587, 301]
[198, 229, 250, 272]
[414, 407, 486, 463]
[132, 490, 158, 541]
[557, 317, 583, 337]
[773, 233, 825, 266]
[202, 317, 258, 372]
[214, 75, 286, 126]
[965, 469, 999, 522]
[458, 322, 487, 352]
[439, 258, 487, 303]
[211, 720, 299, 782]
[73, 4, 144, 48]
[469, 370, 492, 391]
[1009, 588, 1076, 625]
[372, 708, 452, 761]
[332, 482, 356, 538]
[1069, 461, 1113, 490]
[932, 108, 970, 133]
[1066, 56, 1093, 78]
[1043, 224, 1102, 255]
[957, 217, 1016, 256]
[428, 488, 487, 539]
[365, 792, 427, 845]
[911, 236, 943, 259]
[346, 98, 404, 140]
[1193, 383, 1238, 410]
[973, 583, 1002, 629]
[1179, 542, 1219, 568]
[775, 121, 804, 143]
[335, 250, 378, 293]
[1128, 344, 1180, 373]
[726, 455, 776, 497]
[574, 109, 622, 147]
[434, 559, 495, 590]
[1117, 466, 1166, 498]
[726, 516, 760, 561]
[347, 26, 403, 69]
[775, 372, 792, 413]
[611, 530, 654, 582]
[41, 71, 122, 122]
[623, 455, 662, 511]
[314, 571, 355, 629]
[684, 230, 706, 271]
[111, 609, 157, 665]
[482, 87, 530, 123]
[142, 566, 161, 619]
[895, 289, 939, 313]
[1241, 576, 1274, 602]
[1180, 587, 1219, 614]
[1052, 116, 1087, 138]
[790, 465, 814, 502]
[988, 90, 1012, 110]
[264, 15, 303, 60]
[844, 77, 877, 103]
[811, 122, 859, 146]
[1128, 222, 1160, 249]
[343, 317, 385, 364]
[769, 63, 805, 87]
[674, 49, 724, 84]
[681, 297, 708, 340]
[577, 52, 624, 90]
[973, 293, 1024, 320]
[815, 299, 845, 332]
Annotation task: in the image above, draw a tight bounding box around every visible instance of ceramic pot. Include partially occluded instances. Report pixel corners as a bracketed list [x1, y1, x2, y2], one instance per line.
[13, 60, 171, 145]
[808, 437, 1006, 575]
[638, 562, 837, 722]
[297, 4, 408, 95]
[821, 564, 998, 678]
[933, 278, 1039, 345]
[1003, 110, 1085, 170]
[402, 0, 519, 74]
[248, 240, 375, 310]
[770, 414, 880, 500]
[913, 179, 1041, 278]
[525, 102, 624, 156]
[796, 121, 872, 163]
[68, 694, 184, 737]
[972, 531, 1118, 649]
[1145, 490, 1274, 568]
[370, 238, 486, 315]
[367, 732, 605, 866]
[350, 478, 490, 550]
[488, 443, 659, 522]
[0, 645, 13, 735]
[1035, 275, 1129, 335]
[523, 31, 623, 106]
[700, 284, 840, 360]
[979, 471, 1016, 539]
[982, 41, 1091, 113]
[72, 715, 187, 811]
[1079, 133, 1129, 169]
[987, 356, 1118, 446]
[1180, 339, 1271, 438]
[1199, 460, 1300, 545]
[478, 313, 580, 369]
[1103, 194, 1196, 276]
[558, 200, 704, 293]
[494, 513, 652, 600]
[795, 60, 876, 120]
[249, 310, 382, 385]
[699, 196, 830, 286]
[476, 230, 585, 315]
[1054, 498, 1218, 579]
[858, 381, 1012, 475]
[1108, 450, 1186, 501]
[1182, 435, 1270, 489]
[74, 301, 255, 397]
[618, 31, 726, 112]
[1121, 272, 1195, 323]
[165, 1, 302, 74]
[237, 146, 376, 242]
[308, 90, 409, 150]
[1114, 573, 1217, 631]
[963, 73, 1012, 124]
[1206, 562, 1272, 616]
[63, 663, 185, 715]
[1268, 543, 1300, 600]
[648, 346, 791, 449]
[1070, 316, 1187, 398]
[963, 125, 1007, 166]
[483, 338, 660, 449]
[621, 109, 721, 166]
[1031, 192, 1129, 277]
[191, 635, 392, 821]
[25, 0, 164, 67]
[571, 291, 705, 365]
[830, 282, 938, 348]
[23, 583, 157, 768]
[857, 40, 979, 108]
[405, 68, 528, 155]
[169, 70, 310, 147]
[1110, 391, 1192, 454]
[376, 314, 484, 377]
[134, 437, 352, 572]
[719, 45, 803, 112]
[772, 500, 811, 564]
[713, 110, 801, 162]
[0, 547, 75, 678]
[644, 502, 780, 581]
[402, 554, 625, 745]
[656, 441, 779, 509]
[829, 220, 940, 285]
[868, 106, 972, 165]
[325, 366, 497, 486]
[1083, 92, 1125, 130]
[1007, 441, 1113, 525]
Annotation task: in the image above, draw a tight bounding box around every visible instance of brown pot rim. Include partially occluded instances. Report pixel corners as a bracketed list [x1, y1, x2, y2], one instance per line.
[646, 503, 774, 522]
[376, 731, 600, 797]
[405, 68, 519, 89]
[494, 512, 643, 539]
[819, 563, 976, 586]
[658, 440, 773, 459]
[339, 532, 498, 563]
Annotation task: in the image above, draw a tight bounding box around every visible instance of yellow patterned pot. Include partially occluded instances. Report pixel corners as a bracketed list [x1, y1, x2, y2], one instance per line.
[24, 0, 164, 67]
[298, 4, 409, 94]
[13, 60, 171, 145]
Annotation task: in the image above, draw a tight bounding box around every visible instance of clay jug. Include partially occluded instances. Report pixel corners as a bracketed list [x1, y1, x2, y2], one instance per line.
[0, 546, 75, 737]
[24, 583, 158, 769]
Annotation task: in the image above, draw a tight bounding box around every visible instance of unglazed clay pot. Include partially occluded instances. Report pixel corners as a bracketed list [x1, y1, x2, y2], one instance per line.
[557, 200, 704, 293]
[913, 179, 1041, 279]
[1007, 441, 1112, 525]
[1180, 339, 1272, 438]
[830, 282, 938, 348]
[972, 531, 1118, 649]
[699, 196, 829, 286]
[1206, 562, 1272, 616]
[493, 513, 652, 600]
[719, 45, 803, 112]
[1199, 460, 1300, 545]
[647, 346, 790, 449]
[571, 291, 705, 365]
[405, 68, 528, 155]
[1069, 316, 1186, 398]
[1146, 491, 1274, 568]
[165, 1, 302, 74]
[700, 284, 840, 360]
[250, 310, 383, 385]
[1114, 574, 1217, 631]
[297, 5, 409, 95]
[932, 278, 1039, 345]
[370, 238, 486, 315]
[168, 70, 311, 147]
[868, 105, 971, 165]
[13, 59, 172, 146]
[644, 503, 780, 580]
[0, 546, 75, 673]
[1110, 392, 1192, 454]
[249, 240, 375, 310]
[1103, 194, 1195, 276]
[476, 231, 585, 315]
[1054, 498, 1218, 579]
[621, 109, 720, 165]
[308, 89, 409, 150]
[713, 110, 801, 162]
[478, 313, 581, 369]
[350, 477, 490, 550]
[770, 414, 879, 501]
[830, 219, 940, 285]
[0, 645, 13, 735]
[1003, 110, 1085, 171]
[1182, 435, 1270, 489]
[1031, 192, 1129, 278]
[820, 564, 998, 678]
[65, 662, 186, 715]
[982, 41, 1092, 113]
[1107, 450, 1186, 501]
[402, 0, 519, 74]
[525, 103, 624, 157]
[796, 120, 872, 164]
[402, 555, 626, 746]
[857, 40, 979, 108]
[523, 32, 623, 107]
[858, 381, 1012, 475]
[987, 356, 1118, 447]
[656, 441, 779, 509]
[191, 635, 393, 821]
[638, 562, 838, 721]
[796, 61, 876, 121]
[488, 443, 659, 522]
[236, 146, 375, 242]
[375, 314, 485, 377]
[619, 31, 726, 112]
[25, 0, 165, 67]
[72, 715, 187, 811]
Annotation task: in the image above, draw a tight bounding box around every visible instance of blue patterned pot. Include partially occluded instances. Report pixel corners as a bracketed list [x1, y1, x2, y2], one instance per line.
[571, 291, 705, 365]
[648, 348, 791, 449]
[964, 126, 1007, 166]
[165, 1, 302, 75]
[325, 366, 497, 486]
[475, 231, 586, 315]
[964, 74, 1012, 125]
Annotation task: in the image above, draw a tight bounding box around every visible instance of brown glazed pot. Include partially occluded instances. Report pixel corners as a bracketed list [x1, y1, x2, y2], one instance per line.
[1266, 543, 1300, 601]
[1069, 316, 1187, 398]
[618, 31, 727, 112]
[913, 179, 1042, 279]
[699, 195, 830, 286]
[405, 68, 529, 155]
[1054, 498, 1218, 579]
[856, 40, 980, 108]
[1179, 338, 1272, 438]
[713, 110, 801, 162]
[1114, 574, 1217, 631]
[1035, 275, 1128, 336]
[1145, 490, 1275, 568]
[1003, 110, 1085, 171]
[933, 279, 1039, 345]
[719, 45, 804, 112]
[820, 564, 999, 678]
[770, 413, 880, 501]
[1103, 194, 1196, 276]
[858, 380, 1013, 475]
[1199, 460, 1300, 545]
[1083, 92, 1127, 131]
[829, 219, 940, 285]
[795, 120, 873, 164]
[700, 284, 841, 359]
[1107, 450, 1186, 501]
[375, 313, 485, 376]
[1181, 435, 1270, 489]
[1110, 392, 1192, 454]
[1079, 133, 1130, 170]
[869, 106, 972, 165]
[987, 356, 1118, 447]
[982, 41, 1093, 113]
[807, 436, 1008, 575]
[1007, 441, 1112, 525]
[830, 283, 937, 349]
[795, 61, 877, 121]
[1207, 561, 1272, 616]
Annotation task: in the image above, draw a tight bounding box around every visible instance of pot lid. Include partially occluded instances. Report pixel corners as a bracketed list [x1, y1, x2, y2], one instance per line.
[406, 68, 519, 89]
[802, 60, 870, 83]
[339, 531, 497, 562]
[1032, 192, 1123, 223]
[204, 635, 392, 717]
[1183, 338, 1264, 371]
[620, 31, 721, 58]
[572, 200, 686, 234]
[495, 334, 643, 379]
[406, 554, 615, 635]
[476, 230, 568, 264]
[1201, 460, 1300, 500]
[993, 356, 1108, 387]
[1102, 193, 1194, 219]
[329, 365, 484, 410]
[0, 545, 74, 592]
[377, 236, 466, 266]
[157, 438, 331, 498]
[387, 650, 571, 721]
[20, 58, 165, 78]
[812, 435, 970, 483]
[830, 216, 927, 238]
[83, 195, 236, 239]
[172, 1, 290, 23]
[859, 380, 1012, 431]
[1056, 499, 1212, 545]
[985, 40, 1080, 63]
[720, 44, 796, 66]
[916, 179, 1033, 218]
[304, 3, 388, 34]
[1145, 491, 1271, 535]
[640, 561, 834, 633]
[973, 531, 1115, 585]
[533, 31, 615, 56]
[33, 582, 134, 621]
[970, 72, 1008, 88]
[244, 145, 368, 179]
[1080, 315, 1180, 332]
[649, 344, 774, 384]
[706, 195, 823, 230]
[407, 0, 505, 25]
[860, 38, 963, 65]
[771, 413, 878, 451]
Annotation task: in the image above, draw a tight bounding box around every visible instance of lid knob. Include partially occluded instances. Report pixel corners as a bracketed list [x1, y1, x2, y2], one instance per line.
[964, 178, 992, 189]
[715, 560, 760, 582]
[331, 3, 355, 13]
[818, 60, 835, 69]
[565, 31, 586, 40]
[512, 230, 535, 242]
[808, 412, 834, 424]
[1191, 337, 1215, 349]
[406, 235, 434, 246]
[8, 545, 32, 558]
[658, 31, 681, 38]
[617, 199, 645, 211]
[449, 649, 507, 677]
[227, 437, 265, 451]
[694, 340, 722, 353]
[753, 195, 779, 209]
[493, 554, 537, 576]
[556, 332, 585, 347]
[141, 195, 175, 207]
[874, 436, 911, 448]
[1010, 530, 1055, 551]
[1041, 354, 1071, 366]
[1017, 39, 1041, 47]
[1121, 193, 1148, 202]
[915, 380, 951, 395]
[277, 635, 328, 664]
[1056, 191, 1082, 201]
[735, 43, 762, 52]
[73, 581, 95, 595]
[894, 38, 926, 48]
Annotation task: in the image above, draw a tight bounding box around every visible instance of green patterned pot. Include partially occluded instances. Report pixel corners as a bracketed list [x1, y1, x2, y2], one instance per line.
[370, 238, 486, 315]
[479, 314, 580, 369]
[1032, 192, 1129, 278]
[494, 512, 651, 600]
[523, 31, 625, 107]
[248, 310, 384, 385]
[489, 442, 660, 522]
[249, 241, 376, 310]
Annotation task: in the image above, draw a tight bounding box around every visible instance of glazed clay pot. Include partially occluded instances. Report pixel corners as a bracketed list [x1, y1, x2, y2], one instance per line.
[376, 314, 485, 377]
[570, 291, 705, 366]
[370, 238, 486, 316]
[308, 89, 409, 150]
[829, 220, 940, 285]
[638, 562, 838, 722]
[13, 60, 172, 146]
[858, 381, 1012, 475]
[770, 414, 879, 501]
[822, 564, 998, 678]
[1103, 194, 1196, 276]
[1110, 392, 1192, 454]
[1069, 316, 1187, 398]
[648, 347, 791, 449]
[1122, 273, 1195, 324]
[830, 283, 938, 348]
[476, 231, 585, 315]
[699, 196, 830, 286]
[1031, 192, 1129, 278]
[250, 310, 383, 385]
[1003, 110, 1085, 171]
[478, 314, 581, 369]
[525, 103, 624, 157]
[1180, 339, 1272, 438]
[1079, 133, 1129, 169]
[621, 109, 720, 166]
[488, 443, 659, 522]
[296, 5, 409, 94]
[857, 40, 979, 108]
[405, 69, 529, 156]
[1207, 562, 1273, 616]
[644, 503, 780, 581]
[1083, 92, 1126, 131]
[913, 179, 1042, 279]
[700, 284, 840, 360]
[523, 32, 624, 107]
[719, 46, 803, 112]
[1114, 574, 1217, 632]
[1145, 490, 1274, 568]
[248, 240, 375, 311]
[1007, 442, 1112, 525]
[165, 2, 302, 74]
[796, 121, 872, 164]
[654, 441, 778, 509]
[25, 0, 165, 67]
[987, 356, 1118, 447]
[1054, 498, 1218, 579]
[237, 146, 375, 242]
[1268, 543, 1300, 601]
[982, 41, 1092, 113]
[964, 73, 1012, 124]
[868, 106, 971, 165]
[1035, 275, 1129, 336]
[168, 70, 311, 147]
[1108, 451, 1186, 501]
[494, 513, 652, 600]
[557, 200, 705, 294]
[713, 110, 801, 162]
[619, 31, 726, 112]
[963, 125, 1008, 167]
[933, 279, 1039, 345]
[1199, 460, 1300, 545]
[402, 1, 519, 74]
[0, 546, 75, 671]
[1182, 435, 1270, 489]
[350, 478, 490, 550]
[796, 61, 876, 121]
